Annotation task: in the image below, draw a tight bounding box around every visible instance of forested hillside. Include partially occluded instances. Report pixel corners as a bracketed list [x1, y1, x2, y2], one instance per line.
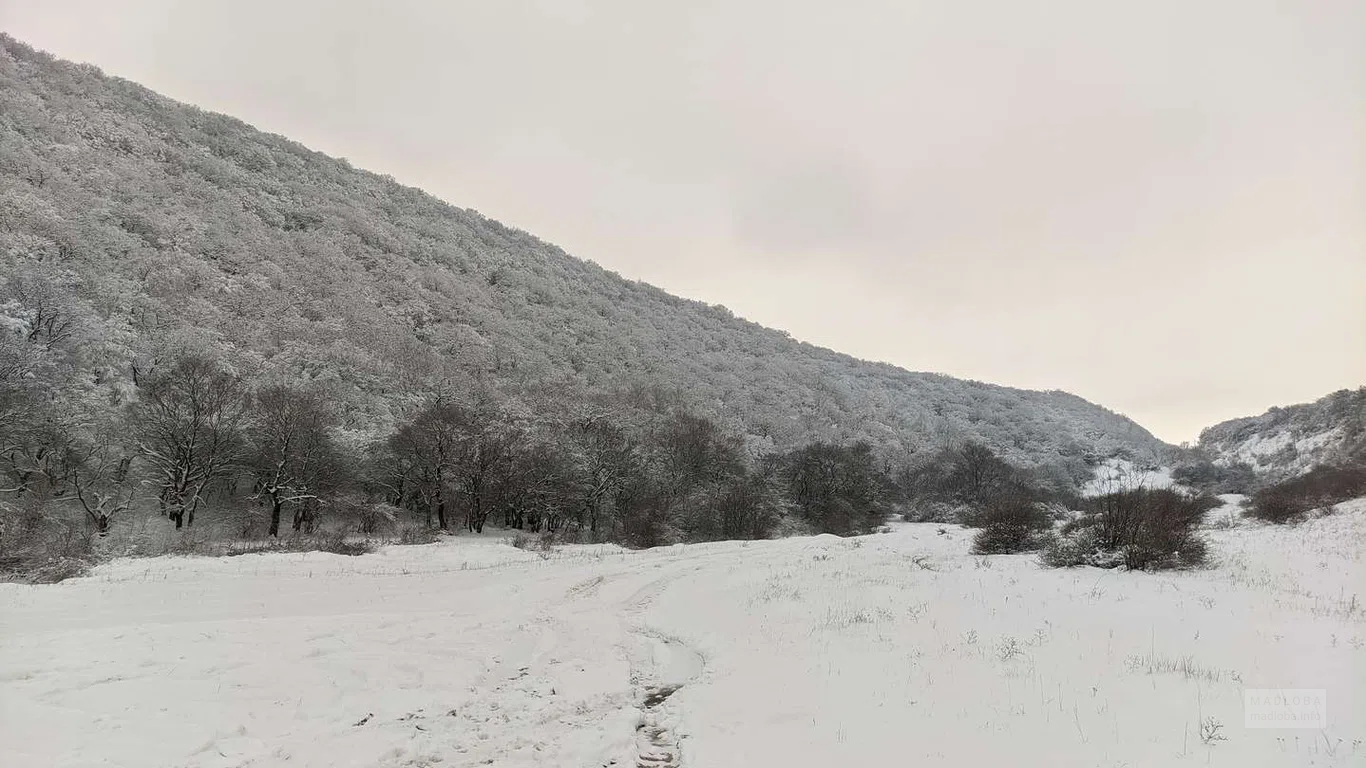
[0, 35, 1162, 463]
[1, 35, 1171, 569]
[1197, 388, 1366, 482]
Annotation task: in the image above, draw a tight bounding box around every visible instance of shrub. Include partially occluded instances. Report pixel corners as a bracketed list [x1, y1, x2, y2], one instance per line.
[902, 443, 1053, 527]
[1248, 488, 1300, 524]
[1117, 491, 1209, 571]
[314, 530, 373, 556]
[1189, 494, 1225, 515]
[781, 442, 890, 536]
[1042, 488, 1210, 571]
[956, 504, 988, 528]
[349, 501, 400, 535]
[172, 529, 223, 555]
[1143, 534, 1207, 571]
[901, 501, 959, 523]
[0, 498, 104, 583]
[396, 524, 440, 545]
[970, 498, 1052, 554]
[21, 555, 94, 584]
[224, 531, 375, 557]
[545, 526, 588, 545]
[1248, 463, 1366, 524]
[510, 530, 559, 553]
[1171, 461, 1258, 495]
[1039, 527, 1106, 568]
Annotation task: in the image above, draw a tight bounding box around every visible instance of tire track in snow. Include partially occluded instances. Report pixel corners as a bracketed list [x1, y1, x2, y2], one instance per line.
[619, 568, 708, 768]
[366, 559, 720, 766]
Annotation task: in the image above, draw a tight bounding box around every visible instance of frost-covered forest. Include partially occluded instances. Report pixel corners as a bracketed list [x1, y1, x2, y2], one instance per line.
[0, 35, 1176, 571]
[1197, 388, 1366, 481]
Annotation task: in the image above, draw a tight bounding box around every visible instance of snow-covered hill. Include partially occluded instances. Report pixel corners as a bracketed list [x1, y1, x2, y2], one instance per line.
[1199, 388, 1366, 481]
[0, 34, 1165, 469]
[4, 504, 1362, 767]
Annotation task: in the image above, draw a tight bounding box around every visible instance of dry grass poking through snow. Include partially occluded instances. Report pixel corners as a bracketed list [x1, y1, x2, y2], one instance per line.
[637, 505, 1366, 767]
[1, 502, 1364, 767]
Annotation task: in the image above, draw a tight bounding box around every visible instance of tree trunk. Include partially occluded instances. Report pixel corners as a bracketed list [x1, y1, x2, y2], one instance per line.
[268, 496, 282, 537]
[293, 501, 315, 534]
[434, 460, 447, 529]
[187, 487, 203, 527]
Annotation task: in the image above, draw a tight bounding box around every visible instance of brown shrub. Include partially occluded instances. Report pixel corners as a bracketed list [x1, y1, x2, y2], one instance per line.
[1248, 464, 1366, 524]
[1045, 488, 1210, 571]
[970, 498, 1053, 554]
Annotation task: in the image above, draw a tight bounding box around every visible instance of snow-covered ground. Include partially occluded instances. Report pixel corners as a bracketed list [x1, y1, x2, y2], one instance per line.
[1080, 457, 1181, 497]
[3, 502, 1364, 767]
[1214, 426, 1345, 476]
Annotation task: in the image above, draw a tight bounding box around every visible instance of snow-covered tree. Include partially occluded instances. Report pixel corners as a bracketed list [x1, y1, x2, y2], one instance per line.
[135, 354, 247, 528]
[247, 385, 346, 536]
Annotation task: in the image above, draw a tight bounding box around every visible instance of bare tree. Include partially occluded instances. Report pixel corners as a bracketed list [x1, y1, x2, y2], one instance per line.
[783, 441, 888, 536]
[135, 354, 247, 528]
[248, 385, 343, 537]
[952, 442, 1012, 506]
[389, 400, 463, 530]
[568, 409, 640, 536]
[71, 453, 135, 535]
[497, 441, 573, 532]
[5, 269, 81, 349]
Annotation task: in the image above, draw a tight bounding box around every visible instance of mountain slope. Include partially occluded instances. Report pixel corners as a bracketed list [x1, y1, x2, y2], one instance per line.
[0, 35, 1165, 471]
[1198, 387, 1366, 481]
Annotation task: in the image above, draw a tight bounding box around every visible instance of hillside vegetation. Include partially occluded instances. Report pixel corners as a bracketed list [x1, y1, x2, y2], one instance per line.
[0, 35, 1162, 464]
[1197, 388, 1366, 482]
[0, 35, 1173, 571]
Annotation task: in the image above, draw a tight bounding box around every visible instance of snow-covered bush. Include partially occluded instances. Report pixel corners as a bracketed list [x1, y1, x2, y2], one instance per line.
[0, 498, 96, 582]
[395, 524, 439, 545]
[1248, 463, 1366, 523]
[346, 500, 400, 535]
[970, 498, 1052, 555]
[900, 501, 960, 523]
[1040, 489, 1210, 571]
[1038, 527, 1105, 568]
[222, 531, 374, 557]
[22, 555, 93, 584]
[1170, 460, 1258, 495]
[510, 530, 557, 553]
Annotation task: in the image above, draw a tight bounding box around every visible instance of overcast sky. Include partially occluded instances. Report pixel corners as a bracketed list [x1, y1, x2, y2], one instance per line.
[4, 0, 1363, 442]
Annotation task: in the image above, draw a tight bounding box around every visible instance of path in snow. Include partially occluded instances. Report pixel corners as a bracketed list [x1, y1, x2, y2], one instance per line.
[623, 571, 707, 768]
[0, 543, 720, 768]
[2, 505, 1364, 768]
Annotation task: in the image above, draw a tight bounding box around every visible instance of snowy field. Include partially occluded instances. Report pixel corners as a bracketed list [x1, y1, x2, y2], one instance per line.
[1079, 457, 1179, 497]
[3, 502, 1364, 768]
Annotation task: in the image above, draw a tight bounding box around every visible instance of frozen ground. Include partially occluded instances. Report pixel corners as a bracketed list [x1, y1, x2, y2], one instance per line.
[2, 501, 1363, 767]
[1080, 457, 1181, 497]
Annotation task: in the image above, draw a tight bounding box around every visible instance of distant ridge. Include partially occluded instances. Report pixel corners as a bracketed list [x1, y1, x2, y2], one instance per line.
[1199, 387, 1366, 481]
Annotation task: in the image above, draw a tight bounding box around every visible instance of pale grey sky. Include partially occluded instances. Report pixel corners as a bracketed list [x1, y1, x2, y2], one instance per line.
[4, 0, 1363, 442]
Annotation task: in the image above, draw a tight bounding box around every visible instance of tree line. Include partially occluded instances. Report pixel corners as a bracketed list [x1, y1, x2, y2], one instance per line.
[1, 329, 910, 574]
[2, 255, 1230, 582]
[3, 262, 1220, 578]
[4, 331, 1087, 573]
